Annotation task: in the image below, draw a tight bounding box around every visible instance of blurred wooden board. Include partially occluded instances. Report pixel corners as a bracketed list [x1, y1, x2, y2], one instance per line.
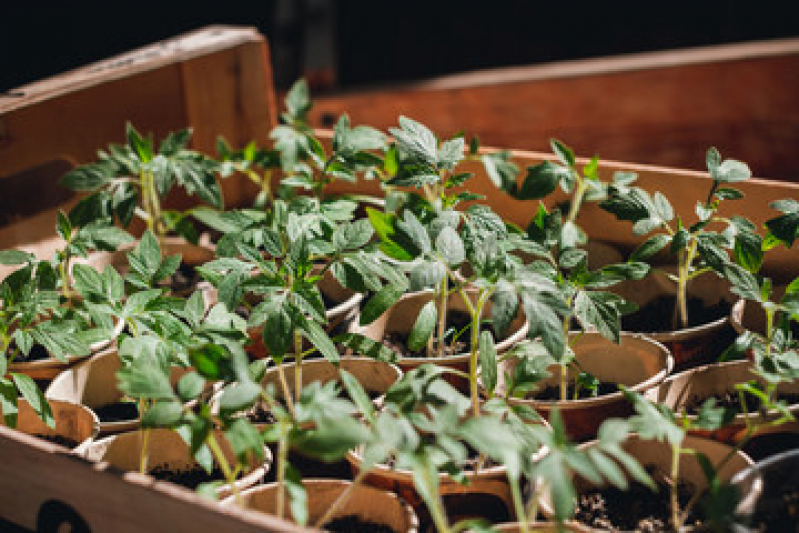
[0, 426, 306, 532]
[310, 38, 799, 182]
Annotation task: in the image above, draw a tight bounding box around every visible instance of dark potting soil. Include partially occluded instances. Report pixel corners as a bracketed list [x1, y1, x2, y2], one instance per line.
[743, 432, 799, 462]
[323, 515, 396, 533]
[532, 382, 620, 401]
[746, 480, 799, 532]
[380, 310, 476, 358]
[683, 390, 799, 417]
[574, 478, 698, 532]
[13, 343, 51, 362]
[622, 295, 731, 333]
[149, 463, 228, 490]
[93, 401, 139, 423]
[33, 434, 79, 449]
[167, 262, 202, 293]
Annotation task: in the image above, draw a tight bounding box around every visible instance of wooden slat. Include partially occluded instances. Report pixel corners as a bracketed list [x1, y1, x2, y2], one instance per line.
[310, 38, 799, 182]
[0, 426, 308, 532]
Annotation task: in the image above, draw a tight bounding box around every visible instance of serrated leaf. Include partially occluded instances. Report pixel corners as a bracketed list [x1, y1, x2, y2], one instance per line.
[630, 234, 670, 261]
[176, 372, 206, 402]
[435, 226, 465, 266]
[0, 250, 34, 265]
[359, 283, 407, 326]
[12, 373, 54, 429]
[515, 161, 565, 200]
[407, 301, 437, 352]
[219, 382, 261, 414]
[479, 331, 497, 395]
[141, 400, 183, 428]
[550, 139, 575, 167]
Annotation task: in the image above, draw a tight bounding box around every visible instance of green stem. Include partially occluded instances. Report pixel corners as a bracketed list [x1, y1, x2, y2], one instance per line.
[670, 445, 682, 530]
[293, 329, 304, 405]
[566, 176, 588, 226]
[674, 240, 698, 330]
[436, 276, 449, 358]
[275, 428, 289, 520]
[59, 252, 72, 300]
[276, 365, 296, 418]
[206, 431, 242, 505]
[139, 399, 151, 475]
[469, 290, 491, 417]
[313, 467, 370, 529]
[509, 479, 530, 533]
[140, 172, 154, 234]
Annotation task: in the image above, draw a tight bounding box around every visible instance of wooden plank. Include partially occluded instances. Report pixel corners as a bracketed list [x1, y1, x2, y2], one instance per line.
[310, 38, 799, 182]
[0, 426, 308, 532]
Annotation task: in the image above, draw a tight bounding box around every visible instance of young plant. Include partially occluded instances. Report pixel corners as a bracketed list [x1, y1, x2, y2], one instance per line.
[502, 203, 648, 401]
[479, 138, 623, 247]
[601, 147, 755, 330]
[61, 124, 224, 243]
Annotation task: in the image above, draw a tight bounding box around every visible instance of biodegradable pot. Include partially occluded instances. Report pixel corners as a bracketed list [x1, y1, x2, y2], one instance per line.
[8, 317, 124, 381]
[618, 268, 737, 371]
[83, 428, 270, 498]
[730, 284, 791, 337]
[538, 435, 754, 529]
[498, 332, 673, 441]
[1, 398, 99, 452]
[649, 359, 799, 444]
[256, 358, 402, 480]
[45, 349, 209, 435]
[731, 448, 799, 530]
[349, 288, 529, 391]
[83, 236, 218, 299]
[221, 479, 419, 533]
[347, 445, 515, 531]
[245, 267, 363, 360]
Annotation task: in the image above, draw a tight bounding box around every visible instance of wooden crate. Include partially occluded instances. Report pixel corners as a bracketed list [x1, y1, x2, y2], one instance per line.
[0, 25, 277, 267]
[310, 38, 799, 182]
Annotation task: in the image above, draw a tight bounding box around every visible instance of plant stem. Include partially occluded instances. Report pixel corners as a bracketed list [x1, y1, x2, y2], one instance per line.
[313, 467, 369, 529]
[59, 252, 72, 300]
[206, 431, 243, 505]
[670, 444, 682, 530]
[673, 240, 698, 330]
[139, 399, 150, 475]
[436, 276, 449, 358]
[275, 428, 289, 520]
[566, 177, 588, 227]
[469, 290, 490, 417]
[276, 365, 296, 418]
[293, 329, 304, 405]
[509, 478, 530, 533]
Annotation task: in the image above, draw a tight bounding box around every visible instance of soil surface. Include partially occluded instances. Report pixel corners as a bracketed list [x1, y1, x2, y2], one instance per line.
[167, 262, 203, 294]
[743, 432, 799, 462]
[33, 434, 80, 449]
[683, 390, 799, 416]
[149, 464, 228, 490]
[746, 480, 799, 532]
[380, 310, 479, 358]
[93, 401, 139, 423]
[13, 344, 51, 362]
[324, 515, 396, 533]
[622, 295, 731, 333]
[532, 382, 620, 401]
[573, 478, 698, 531]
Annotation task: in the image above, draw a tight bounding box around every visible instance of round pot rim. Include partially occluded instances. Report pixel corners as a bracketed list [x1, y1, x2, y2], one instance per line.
[220, 478, 420, 532]
[14, 397, 100, 450]
[509, 332, 674, 410]
[660, 359, 799, 426]
[88, 428, 271, 495]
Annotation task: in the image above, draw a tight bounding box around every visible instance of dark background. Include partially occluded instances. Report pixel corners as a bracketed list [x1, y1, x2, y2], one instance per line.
[2, 1, 798, 93]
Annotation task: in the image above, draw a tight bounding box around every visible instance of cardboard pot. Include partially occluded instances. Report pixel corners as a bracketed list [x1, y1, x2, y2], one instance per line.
[731, 448, 799, 531]
[45, 349, 211, 436]
[1, 397, 99, 452]
[649, 359, 799, 444]
[618, 268, 737, 370]
[83, 428, 270, 498]
[245, 266, 363, 360]
[498, 332, 673, 441]
[538, 434, 753, 529]
[350, 288, 528, 392]
[491, 522, 591, 532]
[222, 479, 419, 532]
[347, 445, 515, 531]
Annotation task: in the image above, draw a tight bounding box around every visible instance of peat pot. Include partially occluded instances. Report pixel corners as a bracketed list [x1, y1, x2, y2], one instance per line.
[538, 435, 753, 530]
[649, 359, 799, 445]
[490, 522, 591, 532]
[350, 288, 528, 391]
[498, 332, 673, 441]
[222, 479, 419, 533]
[618, 268, 737, 371]
[1, 397, 99, 452]
[83, 428, 271, 498]
[731, 448, 799, 531]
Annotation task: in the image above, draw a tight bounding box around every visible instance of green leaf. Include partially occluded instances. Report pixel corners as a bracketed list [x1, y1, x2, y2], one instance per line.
[0, 250, 34, 265]
[0, 380, 19, 427]
[219, 382, 261, 414]
[126, 123, 153, 163]
[398, 211, 430, 254]
[550, 139, 575, 167]
[299, 316, 339, 364]
[291, 417, 370, 462]
[715, 188, 744, 200]
[490, 282, 518, 338]
[285, 78, 311, 121]
[515, 161, 566, 200]
[573, 291, 620, 343]
[435, 226, 465, 266]
[479, 331, 497, 395]
[60, 162, 111, 191]
[12, 373, 54, 429]
[56, 211, 72, 241]
[437, 137, 465, 169]
[141, 400, 183, 428]
[176, 372, 206, 402]
[335, 333, 398, 362]
[226, 418, 265, 462]
[259, 300, 294, 358]
[481, 151, 518, 193]
[359, 283, 407, 326]
[765, 199, 799, 248]
[332, 219, 374, 251]
[390, 116, 438, 165]
[724, 263, 760, 300]
[630, 234, 670, 261]
[285, 465, 308, 526]
[367, 208, 416, 261]
[715, 159, 751, 183]
[706, 147, 721, 174]
[407, 301, 437, 352]
[189, 344, 233, 381]
[734, 229, 764, 273]
[653, 192, 674, 222]
[340, 370, 375, 422]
